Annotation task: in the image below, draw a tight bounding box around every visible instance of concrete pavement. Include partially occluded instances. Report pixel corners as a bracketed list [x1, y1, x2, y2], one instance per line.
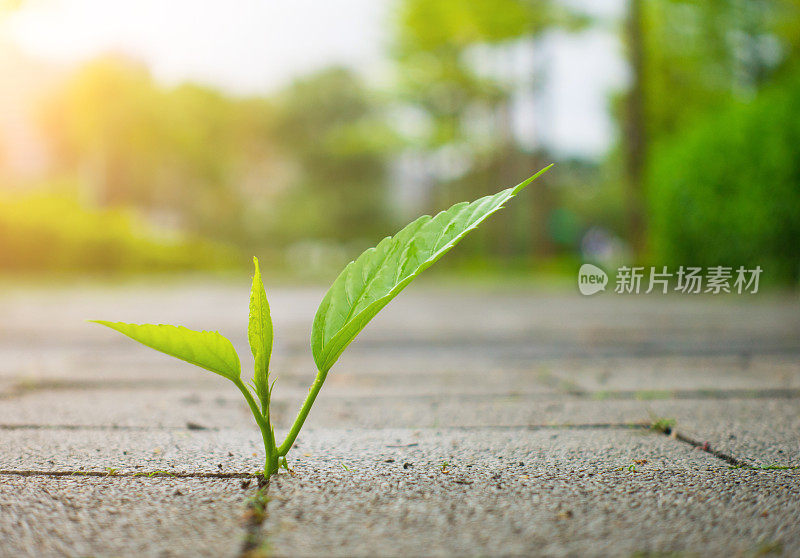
[0, 281, 797, 556]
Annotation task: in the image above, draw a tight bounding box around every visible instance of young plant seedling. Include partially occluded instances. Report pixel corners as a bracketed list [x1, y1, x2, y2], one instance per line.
[92, 165, 551, 478]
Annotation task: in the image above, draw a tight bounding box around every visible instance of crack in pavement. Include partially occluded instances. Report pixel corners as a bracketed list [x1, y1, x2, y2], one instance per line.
[0, 423, 217, 431]
[0, 379, 210, 399]
[0, 469, 259, 479]
[0, 421, 649, 432]
[653, 426, 753, 469]
[240, 478, 271, 558]
[664, 430, 799, 470]
[426, 422, 652, 430]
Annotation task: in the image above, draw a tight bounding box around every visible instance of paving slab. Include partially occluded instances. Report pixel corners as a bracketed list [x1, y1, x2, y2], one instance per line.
[0, 283, 317, 339]
[0, 388, 252, 429]
[0, 345, 224, 386]
[3, 286, 799, 382]
[0, 475, 248, 558]
[0, 360, 559, 399]
[272, 392, 605, 429]
[0, 374, 557, 430]
[650, 398, 800, 467]
[546, 354, 800, 392]
[282, 427, 718, 472]
[2, 283, 799, 557]
[0, 428, 265, 474]
[265, 428, 799, 557]
[3, 388, 796, 472]
[283, 396, 800, 468]
[0, 335, 560, 390]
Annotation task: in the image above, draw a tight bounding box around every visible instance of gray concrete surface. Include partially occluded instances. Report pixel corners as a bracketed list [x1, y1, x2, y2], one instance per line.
[0, 476, 248, 557]
[0, 282, 798, 557]
[267, 429, 798, 557]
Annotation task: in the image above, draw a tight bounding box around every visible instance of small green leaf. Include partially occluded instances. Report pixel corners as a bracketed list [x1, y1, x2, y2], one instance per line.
[248, 257, 273, 410]
[311, 166, 551, 372]
[91, 321, 241, 381]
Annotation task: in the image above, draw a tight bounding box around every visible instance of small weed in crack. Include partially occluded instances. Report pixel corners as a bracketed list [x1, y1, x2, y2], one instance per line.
[649, 416, 676, 435]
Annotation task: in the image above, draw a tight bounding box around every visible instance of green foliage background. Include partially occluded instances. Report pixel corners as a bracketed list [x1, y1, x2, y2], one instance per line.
[0, 184, 234, 273]
[649, 66, 800, 282]
[1, 0, 799, 285]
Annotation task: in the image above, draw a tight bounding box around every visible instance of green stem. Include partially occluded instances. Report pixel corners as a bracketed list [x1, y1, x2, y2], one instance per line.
[234, 379, 278, 476]
[277, 370, 327, 456]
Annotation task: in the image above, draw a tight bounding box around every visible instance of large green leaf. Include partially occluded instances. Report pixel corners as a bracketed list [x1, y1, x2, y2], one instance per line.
[248, 257, 273, 409]
[91, 321, 241, 381]
[311, 166, 551, 372]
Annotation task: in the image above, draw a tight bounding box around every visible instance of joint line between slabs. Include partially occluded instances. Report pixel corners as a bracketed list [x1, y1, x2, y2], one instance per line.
[0, 423, 216, 431]
[441, 422, 650, 431]
[0, 423, 217, 431]
[0, 422, 650, 433]
[239, 477, 270, 558]
[0, 469, 258, 479]
[653, 427, 751, 468]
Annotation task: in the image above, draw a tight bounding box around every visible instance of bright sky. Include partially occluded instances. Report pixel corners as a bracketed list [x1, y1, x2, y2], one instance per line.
[4, 0, 626, 158]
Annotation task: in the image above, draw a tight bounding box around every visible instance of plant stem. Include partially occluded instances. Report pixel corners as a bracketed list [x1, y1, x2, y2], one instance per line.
[277, 370, 327, 456]
[234, 379, 279, 477]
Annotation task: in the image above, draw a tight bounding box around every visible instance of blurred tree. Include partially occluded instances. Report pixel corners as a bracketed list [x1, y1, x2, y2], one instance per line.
[622, 0, 647, 255]
[393, 0, 588, 260]
[0, 183, 236, 273]
[40, 57, 162, 207]
[158, 84, 276, 244]
[621, 0, 800, 259]
[38, 59, 395, 264]
[39, 56, 276, 246]
[642, 0, 800, 139]
[640, 0, 800, 277]
[648, 65, 800, 282]
[271, 67, 396, 244]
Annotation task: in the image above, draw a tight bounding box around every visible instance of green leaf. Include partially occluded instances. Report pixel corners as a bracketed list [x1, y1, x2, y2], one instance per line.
[311, 166, 551, 372]
[248, 257, 273, 410]
[91, 321, 241, 381]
